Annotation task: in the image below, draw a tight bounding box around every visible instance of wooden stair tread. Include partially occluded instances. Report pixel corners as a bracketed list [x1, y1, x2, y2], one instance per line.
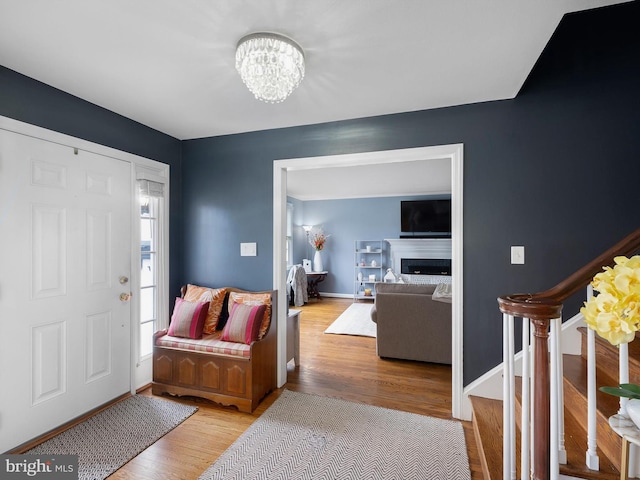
[470, 393, 620, 480]
[561, 407, 619, 480]
[470, 395, 506, 480]
[578, 327, 640, 383]
[562, 353, 620, 418]
[563, 354, 624, 470]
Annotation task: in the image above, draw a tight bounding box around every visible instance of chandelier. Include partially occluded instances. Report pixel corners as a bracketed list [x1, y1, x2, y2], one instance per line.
[235, 32, 305, 104]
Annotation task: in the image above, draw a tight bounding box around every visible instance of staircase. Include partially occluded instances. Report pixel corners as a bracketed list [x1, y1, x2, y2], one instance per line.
[471, 327, 640, 480]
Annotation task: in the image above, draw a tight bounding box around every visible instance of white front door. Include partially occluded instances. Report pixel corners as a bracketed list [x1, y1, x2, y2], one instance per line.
[0, 129, 131, 452]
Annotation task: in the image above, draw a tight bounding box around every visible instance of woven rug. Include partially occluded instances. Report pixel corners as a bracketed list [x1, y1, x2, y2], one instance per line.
[26, 395, 197, 480]
[199, 389, 470, 480]
[324, 303, 376, 337]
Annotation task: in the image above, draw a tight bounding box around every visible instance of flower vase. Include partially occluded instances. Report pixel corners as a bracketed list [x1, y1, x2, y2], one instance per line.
[627, 399, 640, 429]
[313, 250, 323, 272]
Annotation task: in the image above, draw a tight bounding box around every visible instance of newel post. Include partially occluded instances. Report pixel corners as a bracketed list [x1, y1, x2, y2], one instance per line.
[532, 318, 551, 480]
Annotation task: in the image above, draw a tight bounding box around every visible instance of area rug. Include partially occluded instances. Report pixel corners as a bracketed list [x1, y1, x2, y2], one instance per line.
[26, 395, 197, 480]
[324, 302, 376, 337]
[199, 389, 470, 480]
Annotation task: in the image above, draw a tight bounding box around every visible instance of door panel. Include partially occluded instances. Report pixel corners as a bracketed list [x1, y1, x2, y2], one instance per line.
[32, 320, 67, 405]
[31, 205, 67, 298]
[0, 129, 131, 452]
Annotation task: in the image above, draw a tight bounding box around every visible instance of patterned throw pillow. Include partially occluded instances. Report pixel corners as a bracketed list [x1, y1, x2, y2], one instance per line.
[221, 302, 267, 345]
[228, 291, 272, 339]
[167, 297, 209, 339]
[183, 284, 228, 334]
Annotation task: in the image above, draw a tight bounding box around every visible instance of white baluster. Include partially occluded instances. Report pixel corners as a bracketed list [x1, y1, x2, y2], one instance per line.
[619, 341, 629, 416]
[555, 317, 567, 465]
[530, 324, 535, 479]
[550, 317, 559, 480]
[521, 318, 530, 480]
[629, 443, 639, 479]
[509, 315, 516, 480]
[503, 313, 515, 480]
[586, 284, 599, 470]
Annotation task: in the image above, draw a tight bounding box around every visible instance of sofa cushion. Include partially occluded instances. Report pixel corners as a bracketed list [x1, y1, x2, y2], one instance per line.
[167, 297, 209, 339]
[155, 331, 251, 358]
[183, 284, 228, 333]
[221, 302, 266, 345]
[432, 283, 452, 303]
[375, 282, 437, 295]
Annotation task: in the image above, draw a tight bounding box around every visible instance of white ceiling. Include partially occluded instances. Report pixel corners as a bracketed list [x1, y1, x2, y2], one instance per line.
[287, 158, 452, 201]
[0, 0, 627, 142]
[0, 0, 627, 200]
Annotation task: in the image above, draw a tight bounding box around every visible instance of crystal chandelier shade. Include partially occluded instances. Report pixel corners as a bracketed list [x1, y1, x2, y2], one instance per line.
[235, 33, 305, 104]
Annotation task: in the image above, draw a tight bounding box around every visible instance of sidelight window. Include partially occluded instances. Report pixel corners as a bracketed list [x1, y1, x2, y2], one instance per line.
[138, 179, 165, 358]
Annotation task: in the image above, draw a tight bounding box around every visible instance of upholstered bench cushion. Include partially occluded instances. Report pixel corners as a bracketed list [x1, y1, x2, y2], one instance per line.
[155, 331, 251, 358]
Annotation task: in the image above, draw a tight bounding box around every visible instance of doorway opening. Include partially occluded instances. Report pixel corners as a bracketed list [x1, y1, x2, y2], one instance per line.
[273, 144, 465, 419]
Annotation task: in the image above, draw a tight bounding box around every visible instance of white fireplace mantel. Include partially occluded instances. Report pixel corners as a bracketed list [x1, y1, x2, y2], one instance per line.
[385, 238, 452, 272]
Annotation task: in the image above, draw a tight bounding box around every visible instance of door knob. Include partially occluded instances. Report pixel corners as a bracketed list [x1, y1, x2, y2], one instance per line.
[120, 293, 132, 302]
[119, 276, 129, 284]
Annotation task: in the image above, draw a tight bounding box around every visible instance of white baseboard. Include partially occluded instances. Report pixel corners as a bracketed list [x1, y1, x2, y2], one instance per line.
[316, 292, 354, 299]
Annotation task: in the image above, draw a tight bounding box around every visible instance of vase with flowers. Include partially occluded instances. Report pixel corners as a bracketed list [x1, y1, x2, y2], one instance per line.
[309, 228, 330, 272]
[581, 254, 640, 425]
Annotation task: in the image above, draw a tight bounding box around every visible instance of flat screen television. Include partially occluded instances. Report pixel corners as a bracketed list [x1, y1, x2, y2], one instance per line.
[401, 199, 451, 237]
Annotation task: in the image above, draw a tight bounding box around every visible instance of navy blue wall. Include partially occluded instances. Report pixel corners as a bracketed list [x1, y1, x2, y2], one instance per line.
[0, 66, 184, 299]
[295, 195, 447, 295]
[181, 3, 640, 385]
[2, 3, 638, 386]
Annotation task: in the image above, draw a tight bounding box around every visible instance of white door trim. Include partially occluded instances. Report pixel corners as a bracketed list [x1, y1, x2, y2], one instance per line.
[273, 144, 466, 419]
[0, 115, 170, 395]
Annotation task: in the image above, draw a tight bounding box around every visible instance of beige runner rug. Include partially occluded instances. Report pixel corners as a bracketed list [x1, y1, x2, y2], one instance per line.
[199, 389, 471, 480]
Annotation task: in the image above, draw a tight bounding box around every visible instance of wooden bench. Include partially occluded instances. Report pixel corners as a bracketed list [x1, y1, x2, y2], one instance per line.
[152, 288, 277, 412]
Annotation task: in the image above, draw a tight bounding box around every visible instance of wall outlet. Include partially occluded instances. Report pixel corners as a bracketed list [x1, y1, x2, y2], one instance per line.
[511, 246, 525, 265]
[240, 242, 257, 256]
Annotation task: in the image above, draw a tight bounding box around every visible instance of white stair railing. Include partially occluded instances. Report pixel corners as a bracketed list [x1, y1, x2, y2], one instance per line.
[499, 228, 640, 479]
[502, 314, 566, 480]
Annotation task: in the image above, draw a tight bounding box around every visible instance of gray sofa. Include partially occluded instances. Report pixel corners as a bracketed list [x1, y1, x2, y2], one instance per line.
[370, 282, 452, 364]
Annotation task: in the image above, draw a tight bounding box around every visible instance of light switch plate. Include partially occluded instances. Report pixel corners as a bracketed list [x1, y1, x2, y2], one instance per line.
[511, 246, 525, 264]
[240, 242, 257, 256]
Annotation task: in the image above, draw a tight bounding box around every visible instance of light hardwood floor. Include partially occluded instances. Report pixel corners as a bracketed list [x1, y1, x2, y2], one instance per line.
[111, 297, 482, 479]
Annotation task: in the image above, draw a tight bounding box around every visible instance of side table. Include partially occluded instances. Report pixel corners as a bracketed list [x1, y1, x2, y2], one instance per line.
[287, 309, 301, 366]
[306, 271, 328, 299]
[609, 413, 640, 479]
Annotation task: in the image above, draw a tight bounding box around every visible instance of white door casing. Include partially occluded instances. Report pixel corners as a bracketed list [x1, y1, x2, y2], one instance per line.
[273, 144, 466, 419]
[0, 129, 131, 452]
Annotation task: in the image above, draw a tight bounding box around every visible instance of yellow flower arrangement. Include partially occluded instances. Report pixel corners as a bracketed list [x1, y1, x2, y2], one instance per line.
[580, 255, 640, 346]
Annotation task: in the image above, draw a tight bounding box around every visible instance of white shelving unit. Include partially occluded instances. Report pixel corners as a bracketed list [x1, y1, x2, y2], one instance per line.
[354, 240, 385, 301]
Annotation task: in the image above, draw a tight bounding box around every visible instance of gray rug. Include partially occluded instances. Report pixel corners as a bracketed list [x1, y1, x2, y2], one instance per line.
[199, 389, 471, 480]
[324, 303, 376, 337]
[27, 395, 197, 480]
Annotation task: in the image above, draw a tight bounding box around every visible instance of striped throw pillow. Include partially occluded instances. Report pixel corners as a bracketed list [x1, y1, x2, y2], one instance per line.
[221, 302, 267, 345]
[168, 297, 209, 339]
[228, 291, 272, 340]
